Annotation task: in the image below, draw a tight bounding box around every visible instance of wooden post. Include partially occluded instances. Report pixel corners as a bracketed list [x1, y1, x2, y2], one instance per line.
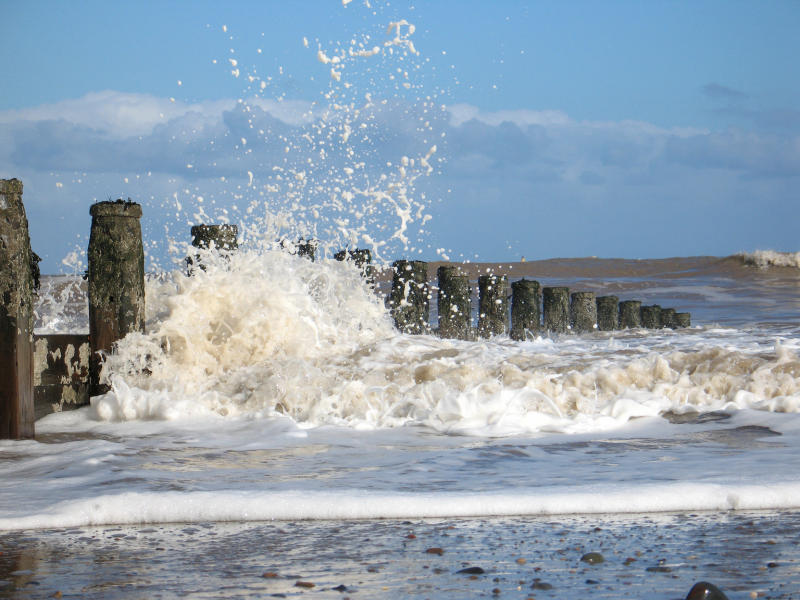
[189, 224, 238, 273]
[675, 312, 691, 328]
[335, 248, 374, 284]
[0, 179, 36, 439]
[543, 286, 569, 333]
[297, 239, 317, 261]
[570, 291, 597, 333]
[641, 305, 662, 329]
[88, 200, 145, 396]
[388, 260, 429, 334]
[477, 274, 508, 338]
[596, 295, 619, 331]
[510, 279, 541, 341]
[661, 308, 678, 329]
[618, 300, 642, 329]
[437, 266, 472, 340]
[191, 224, 238, 251]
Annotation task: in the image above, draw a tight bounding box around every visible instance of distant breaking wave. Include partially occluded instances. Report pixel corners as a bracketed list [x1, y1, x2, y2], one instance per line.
[735, 250, 800, 269]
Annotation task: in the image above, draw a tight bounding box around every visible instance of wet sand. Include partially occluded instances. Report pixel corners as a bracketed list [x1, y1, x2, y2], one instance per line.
[2, 511, 798, 599]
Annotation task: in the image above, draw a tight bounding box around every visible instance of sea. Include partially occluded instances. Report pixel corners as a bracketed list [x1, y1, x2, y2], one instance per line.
[1, 250, 800, 599]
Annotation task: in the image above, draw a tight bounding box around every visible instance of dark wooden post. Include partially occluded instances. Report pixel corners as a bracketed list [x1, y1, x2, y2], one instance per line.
[335, 248, 374, 283]
[477, 274, 509, 338]
[510, 279, 541, 341]
[297, 239, 317, 261]
[596, 295, 619, 331]
[437, 266, 472, 340]
[189, 224, 238, 273]
[388, 260, 429, 334]
[191, 224, 238, 251]
[618, 300, 642, 329]
[641, 305, 662, 329]
[0, 179, 36, 439]
[661, 308, 678, 329]
[570, 291, 597, 333]
[88, 200, 145, 396]
[543, 286, 569, 333]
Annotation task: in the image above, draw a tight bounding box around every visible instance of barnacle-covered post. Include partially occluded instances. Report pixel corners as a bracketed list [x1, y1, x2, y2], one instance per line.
[88, 200, 145, 396]
[437, 265, 472, 340]
[0, 179, 37, 438]
[543, 286, 570, 334]
[388, 260, 429, 334]
[596, 295, 619, 331]
[510, 279, 541, 341]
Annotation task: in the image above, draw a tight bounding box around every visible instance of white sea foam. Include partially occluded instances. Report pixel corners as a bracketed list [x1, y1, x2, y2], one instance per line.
[84, 247, 800, 435]
[737, 249, 800, 269]
[3, 483, 800, 531]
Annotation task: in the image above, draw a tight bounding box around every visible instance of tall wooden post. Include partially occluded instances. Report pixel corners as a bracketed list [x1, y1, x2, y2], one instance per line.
[0, 179, 36, 439]
[388, 260, 429, 334]
[619, 300, 642, 329]
[510, 279, 541, 341]
[477, 274, 509, 338]
[596, 295, 619, 331]
[570, 291, 597, 333]
[88, 200, 145, 396]
[543, 287, 570, 333]
[191, 224, 238, 251]
[641, 305, 662, 329]
[437, 266, 472, 340]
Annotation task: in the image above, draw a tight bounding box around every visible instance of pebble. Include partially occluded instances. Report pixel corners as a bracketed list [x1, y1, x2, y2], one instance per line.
[685, 581, 730, 600]
[580, 552, 605, 565]
[295, 581, 315, 589]
[425, 547, 444, 555]
[456, 567, 485, 575]
[516, 557, 527, 565]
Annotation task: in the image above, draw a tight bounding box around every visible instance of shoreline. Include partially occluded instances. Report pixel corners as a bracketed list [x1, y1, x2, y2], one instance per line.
[2, 510, 796, 599]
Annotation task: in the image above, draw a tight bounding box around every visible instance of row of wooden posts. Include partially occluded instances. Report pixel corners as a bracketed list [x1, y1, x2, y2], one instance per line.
[1, 182, 690, 439]
[387, 261, 690, 340]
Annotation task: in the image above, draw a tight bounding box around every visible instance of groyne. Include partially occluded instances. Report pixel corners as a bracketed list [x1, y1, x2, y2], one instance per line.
[1, 179, 692, 436]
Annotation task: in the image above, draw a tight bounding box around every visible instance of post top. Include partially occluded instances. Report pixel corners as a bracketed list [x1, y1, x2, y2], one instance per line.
[190, 224, 238, 235]
[0, 178, 23, 194]
[90, 200, 142, 218]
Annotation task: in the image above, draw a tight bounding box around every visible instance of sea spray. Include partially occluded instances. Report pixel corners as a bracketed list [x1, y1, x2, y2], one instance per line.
[90, 248, 800, 433]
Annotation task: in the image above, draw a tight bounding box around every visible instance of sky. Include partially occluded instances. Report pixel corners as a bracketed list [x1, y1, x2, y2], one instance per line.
[1, 0, 799, 272]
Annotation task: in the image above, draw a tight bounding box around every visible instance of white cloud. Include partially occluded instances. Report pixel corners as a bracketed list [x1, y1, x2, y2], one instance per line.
[2, 92, 798, 270]
[0, 91, 314, 138]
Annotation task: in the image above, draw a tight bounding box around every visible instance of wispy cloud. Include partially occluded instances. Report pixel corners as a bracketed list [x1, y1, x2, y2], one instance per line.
[702, 83, 748, 101]
[1, 92, 798, 269]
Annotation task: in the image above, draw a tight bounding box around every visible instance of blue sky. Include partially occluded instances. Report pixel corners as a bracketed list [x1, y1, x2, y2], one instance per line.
[2, 0, 798, 272]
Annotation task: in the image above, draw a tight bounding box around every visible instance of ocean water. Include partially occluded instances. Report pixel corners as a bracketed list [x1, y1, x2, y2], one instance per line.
[2, 252, 800, 598]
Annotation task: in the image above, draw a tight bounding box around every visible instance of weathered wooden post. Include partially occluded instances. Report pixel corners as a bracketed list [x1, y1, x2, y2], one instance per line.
[543, 286, 569, 333]
[510, 279, 541, 341]
[0, 179, 36, 439]
[437, 266, 472, 340]
[388, 260, 429, 334]
[570, 291, 597, 333]
[477, 274, 508, 338]
[641, 305, 662, 329]
[675, 312, 691, 328]
[188, 224, 238, 273]
[335, 248, 374, 283]
[88, 200, 145, 396]
[661, 308, 678, 329]
[297, 239, 317, 261]
[191, 224, 238, 251]
[596, 295, 619, 331]
[618, 300, 642, 329]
